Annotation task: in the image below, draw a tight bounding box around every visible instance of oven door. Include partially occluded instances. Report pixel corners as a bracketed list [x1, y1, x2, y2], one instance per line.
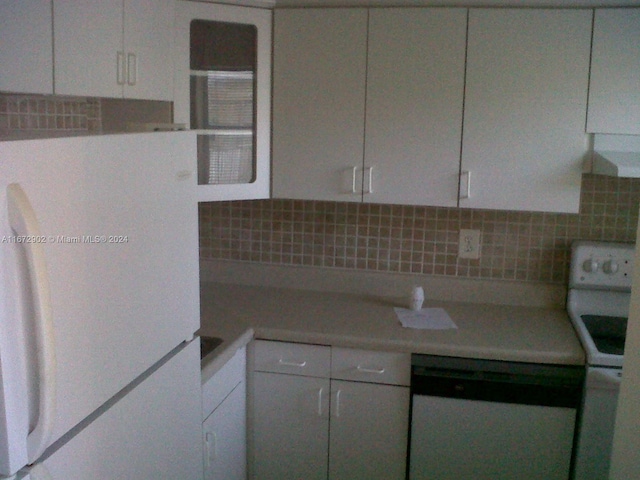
[573, 367, 622, 480]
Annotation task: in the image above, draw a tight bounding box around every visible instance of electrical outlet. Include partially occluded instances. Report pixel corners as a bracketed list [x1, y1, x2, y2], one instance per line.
[458, 229, 481, 259]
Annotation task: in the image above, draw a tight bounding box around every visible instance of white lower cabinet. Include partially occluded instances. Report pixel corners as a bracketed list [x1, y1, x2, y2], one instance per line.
[250, 340, 410, 480]
[328, 380, 409, 480]
[202, 346, 246, 480]
[202, 382, 246, 480]
[253, 372, 331, 480]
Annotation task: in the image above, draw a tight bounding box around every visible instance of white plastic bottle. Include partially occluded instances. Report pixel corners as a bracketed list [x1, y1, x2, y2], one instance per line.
[410, 286, 424, 311]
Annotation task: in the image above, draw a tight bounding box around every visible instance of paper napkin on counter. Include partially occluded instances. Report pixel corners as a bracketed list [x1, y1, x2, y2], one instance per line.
[394, 307, 457, 330]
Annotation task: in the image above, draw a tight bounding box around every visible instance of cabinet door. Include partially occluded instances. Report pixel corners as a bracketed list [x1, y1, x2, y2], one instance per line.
[203, 381, 246, 480]
[123, 0, 174, 101]
[272, 8, 368, 202]
[329, 380, 409, 480]
[54, 0, 173, 100]
[174, 1, 271, 201]
[461, 9, 591, 213]
[365, 8, 466, 207]
[0, 0, 53, 94]
[53, 0, 124, 98]
[252, 372, 330, 480]
[587, 9, 640, 135]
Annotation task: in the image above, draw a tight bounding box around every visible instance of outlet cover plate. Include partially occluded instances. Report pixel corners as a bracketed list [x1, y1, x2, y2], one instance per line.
[459, 229, 481, 259]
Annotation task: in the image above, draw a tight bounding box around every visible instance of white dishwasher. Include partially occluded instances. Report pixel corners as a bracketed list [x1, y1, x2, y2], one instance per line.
[409, 354, 584, 480]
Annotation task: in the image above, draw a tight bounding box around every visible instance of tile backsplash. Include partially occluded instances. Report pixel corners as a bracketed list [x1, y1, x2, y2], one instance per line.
[199, 174, 640, 285]
[4, 94, 638, 286]
[0, 93, 102, 138]
[0, 92, 172, 140]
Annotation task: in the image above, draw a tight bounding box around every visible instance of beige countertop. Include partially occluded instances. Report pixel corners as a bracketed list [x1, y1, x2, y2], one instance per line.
[198, 281, 585, 380]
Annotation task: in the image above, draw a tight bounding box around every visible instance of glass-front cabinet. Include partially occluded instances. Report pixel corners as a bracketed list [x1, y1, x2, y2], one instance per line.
[174, 2, 271, 201]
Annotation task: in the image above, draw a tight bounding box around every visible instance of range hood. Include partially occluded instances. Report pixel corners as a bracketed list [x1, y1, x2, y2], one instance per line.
[593, 151, 640, 178]
[591, 135, 640, 178]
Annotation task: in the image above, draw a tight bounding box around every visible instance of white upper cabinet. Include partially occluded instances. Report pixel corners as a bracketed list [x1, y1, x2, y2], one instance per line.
[365, 8, 466, 207]
[272, 8, 466, 206]
[460, 9, 592, 213]
[272, 8, 368, 202]
[273, 7, 592, 212]
[121, 0, 175, 100]
[53, 0, 174, 100]
[174, 1, 271, 202]
[587, 8, 640, 135]
[0, 0, 53, 94]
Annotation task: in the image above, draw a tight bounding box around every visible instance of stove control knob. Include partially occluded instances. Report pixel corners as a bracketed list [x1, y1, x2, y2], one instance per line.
[603, 260, 619, 274]
[582, 259, 599, 273]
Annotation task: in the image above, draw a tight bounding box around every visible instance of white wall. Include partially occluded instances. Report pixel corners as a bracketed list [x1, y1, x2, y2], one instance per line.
[610, 212, 640, 478]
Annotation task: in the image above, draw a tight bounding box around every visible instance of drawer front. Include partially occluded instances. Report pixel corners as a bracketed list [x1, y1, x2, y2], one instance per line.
[202, 346, 246, 420]
[253, 340, 331, 378]
[331, 348, 411, 386]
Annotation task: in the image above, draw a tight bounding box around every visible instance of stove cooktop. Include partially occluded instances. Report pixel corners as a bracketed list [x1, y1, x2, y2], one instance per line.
[567, 241, 635, 368]
[581, 315, 627, 356]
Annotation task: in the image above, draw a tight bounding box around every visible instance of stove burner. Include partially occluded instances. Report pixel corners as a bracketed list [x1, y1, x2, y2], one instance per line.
[581, 315, 627, 356]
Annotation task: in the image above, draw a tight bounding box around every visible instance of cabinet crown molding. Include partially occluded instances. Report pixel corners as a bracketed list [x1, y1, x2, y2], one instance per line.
[274, 0, 640, 7]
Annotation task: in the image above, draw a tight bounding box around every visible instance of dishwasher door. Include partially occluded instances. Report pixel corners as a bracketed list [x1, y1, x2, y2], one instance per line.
[409, 394, 577, 480]
[408, 355, 584, 480]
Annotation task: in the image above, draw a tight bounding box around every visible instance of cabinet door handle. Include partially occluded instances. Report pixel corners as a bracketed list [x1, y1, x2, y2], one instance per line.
[351, 166, 358, 194]
[318, 387, 324, 416]
[278, 358, 307, 368]
[205, 431, 217, 466]
[334, 389, 341, 418]
[364, 166, 374, 194]
[356, 365, 385, 374]
[460, 170, 471, 199]
[116, 51, 126, 85]
[127, 52, 137, 86]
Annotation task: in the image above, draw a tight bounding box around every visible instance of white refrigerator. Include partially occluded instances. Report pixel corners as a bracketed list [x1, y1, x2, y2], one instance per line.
[0, 132, 203, 479]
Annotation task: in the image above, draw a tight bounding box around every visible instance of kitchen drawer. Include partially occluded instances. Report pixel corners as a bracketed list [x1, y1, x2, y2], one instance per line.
[253, 340, 331, 378]
[331, 348, 411, 386]
[202, 346, 246, 420]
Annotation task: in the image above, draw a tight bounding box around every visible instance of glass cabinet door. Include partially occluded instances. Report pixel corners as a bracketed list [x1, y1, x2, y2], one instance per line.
[174, 2, 271, 201]
[190, 20, 256, 186]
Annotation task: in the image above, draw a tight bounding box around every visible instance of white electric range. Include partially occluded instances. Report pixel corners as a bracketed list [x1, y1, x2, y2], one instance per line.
[567, 240, 635, 480]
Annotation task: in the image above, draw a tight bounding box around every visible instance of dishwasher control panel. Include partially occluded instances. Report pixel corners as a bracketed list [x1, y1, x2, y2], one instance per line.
[570, 241, 635, 291]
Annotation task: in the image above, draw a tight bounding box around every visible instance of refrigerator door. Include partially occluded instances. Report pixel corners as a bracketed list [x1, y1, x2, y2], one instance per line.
[0, 132, 199, 473]
[21, 340, 203, 480]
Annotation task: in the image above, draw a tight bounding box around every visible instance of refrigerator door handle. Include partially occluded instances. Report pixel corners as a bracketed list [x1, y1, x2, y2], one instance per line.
[7, 184, 57, 463]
